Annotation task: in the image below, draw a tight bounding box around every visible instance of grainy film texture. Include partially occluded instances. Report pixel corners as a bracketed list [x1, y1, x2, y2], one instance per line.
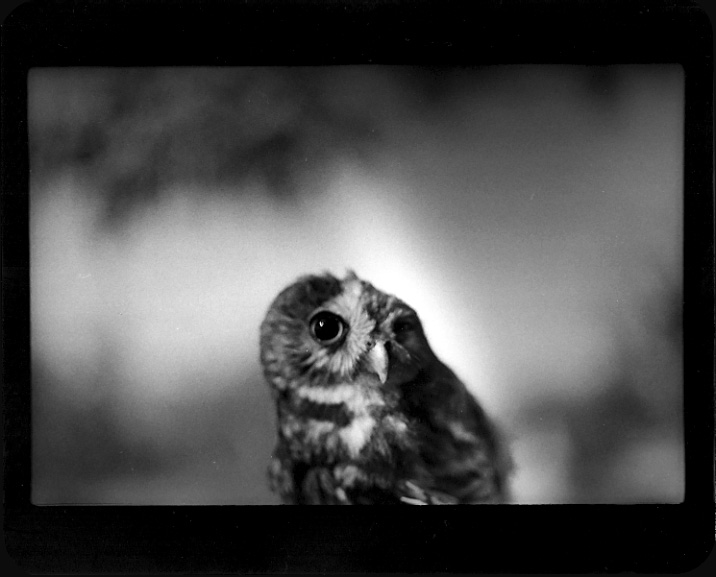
[30, 66, 683, 504]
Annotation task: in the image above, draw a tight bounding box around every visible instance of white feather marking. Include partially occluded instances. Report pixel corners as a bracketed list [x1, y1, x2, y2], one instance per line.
[448, 421, 479, 443]
[303, 419, 336, 443]
[338, 414, 376, 458]
[296, 383, 357, 404]
[334, 464, 362, 486]
[300, 414, 376, 458]
[342, 278, 364, 305]
[325, 279, 364, 323]
[296, 383, 383, 414]
[400, 497, 427, 505]
[384, 415, 408, 435]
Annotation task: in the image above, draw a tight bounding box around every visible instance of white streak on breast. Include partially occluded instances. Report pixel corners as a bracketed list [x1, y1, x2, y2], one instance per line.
[296, 383, 383, 414]
[338, 414, 376, 458]
[297, 383, 358, 404]
[303, 419, 336, 443]
[299, 414, 377, 458]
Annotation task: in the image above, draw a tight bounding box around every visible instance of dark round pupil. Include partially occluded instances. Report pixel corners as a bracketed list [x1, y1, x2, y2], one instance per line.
[312, 313, 343, 342]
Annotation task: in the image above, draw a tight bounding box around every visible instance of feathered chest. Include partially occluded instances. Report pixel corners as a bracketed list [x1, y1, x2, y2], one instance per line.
[276, 379, 412, 464]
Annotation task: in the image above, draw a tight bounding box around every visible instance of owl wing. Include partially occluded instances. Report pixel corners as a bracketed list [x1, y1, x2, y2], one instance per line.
[407, 365, 512, 504]
[439, 389, 511, 503]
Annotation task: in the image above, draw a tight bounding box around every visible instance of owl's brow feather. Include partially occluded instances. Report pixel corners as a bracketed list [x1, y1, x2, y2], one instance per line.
[268, 273, 344, 326]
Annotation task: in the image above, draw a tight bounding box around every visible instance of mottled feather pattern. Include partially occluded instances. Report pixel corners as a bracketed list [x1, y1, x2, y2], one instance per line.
[260, 271, 511, 504]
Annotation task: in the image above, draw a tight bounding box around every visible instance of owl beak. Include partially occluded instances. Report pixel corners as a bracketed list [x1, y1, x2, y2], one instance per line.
[365, 341, 389, 384]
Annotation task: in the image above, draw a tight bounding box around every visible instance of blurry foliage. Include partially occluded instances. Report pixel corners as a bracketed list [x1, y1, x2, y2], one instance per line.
[29, 66, 628, 229]
[30, 68, 402, 227]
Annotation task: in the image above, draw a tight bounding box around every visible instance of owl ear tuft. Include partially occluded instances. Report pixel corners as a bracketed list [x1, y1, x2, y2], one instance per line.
[344, 269, 359, 282]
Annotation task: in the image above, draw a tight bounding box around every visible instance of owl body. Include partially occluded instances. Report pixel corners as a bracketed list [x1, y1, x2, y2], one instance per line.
[260, 271, 510, 505]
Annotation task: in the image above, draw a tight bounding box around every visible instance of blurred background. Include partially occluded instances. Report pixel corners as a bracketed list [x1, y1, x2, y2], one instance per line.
[29, 65, 683, 505]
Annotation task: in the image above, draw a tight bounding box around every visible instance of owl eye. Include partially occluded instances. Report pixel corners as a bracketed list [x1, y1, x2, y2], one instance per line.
[392, 316, 417, 335]
[309, 311, 347, 345]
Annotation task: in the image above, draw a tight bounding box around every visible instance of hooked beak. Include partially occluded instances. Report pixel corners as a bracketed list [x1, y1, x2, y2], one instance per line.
[365, 341, 389, 384]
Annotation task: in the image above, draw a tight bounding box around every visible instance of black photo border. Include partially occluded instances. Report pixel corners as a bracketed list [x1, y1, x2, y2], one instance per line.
[2, 0, 713, 573]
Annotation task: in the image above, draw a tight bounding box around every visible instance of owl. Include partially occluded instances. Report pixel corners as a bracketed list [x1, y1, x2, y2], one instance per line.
[259, 271, 511, 505]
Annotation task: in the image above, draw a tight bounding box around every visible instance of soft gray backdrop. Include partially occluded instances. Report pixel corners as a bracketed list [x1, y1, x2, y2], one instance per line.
[30, 66, 683, 504]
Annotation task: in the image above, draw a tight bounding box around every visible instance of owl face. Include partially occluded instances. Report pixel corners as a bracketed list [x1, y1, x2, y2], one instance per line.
[260, 271, 434, 393]
[262, 271, 511, 504]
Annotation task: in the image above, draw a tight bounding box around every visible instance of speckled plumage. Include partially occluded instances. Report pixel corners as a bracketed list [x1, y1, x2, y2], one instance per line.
[260, 271, 511, 505]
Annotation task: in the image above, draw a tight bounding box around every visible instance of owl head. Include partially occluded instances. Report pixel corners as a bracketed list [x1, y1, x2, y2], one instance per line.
[260, 271, 436, 393]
